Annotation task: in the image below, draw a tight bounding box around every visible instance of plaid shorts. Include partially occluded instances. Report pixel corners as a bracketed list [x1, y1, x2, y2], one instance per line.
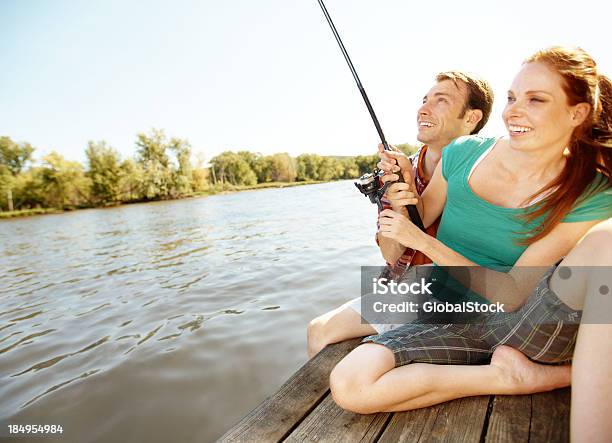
[361, 265, 582, 367]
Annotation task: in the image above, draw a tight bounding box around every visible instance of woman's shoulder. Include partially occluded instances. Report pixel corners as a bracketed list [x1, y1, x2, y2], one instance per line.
[447, 134, 496, 148]
[563, 173, 612, 222]
[441, 135, 497, 179]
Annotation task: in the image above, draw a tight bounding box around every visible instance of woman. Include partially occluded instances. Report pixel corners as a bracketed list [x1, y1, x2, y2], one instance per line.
[329, 46, 612, 439]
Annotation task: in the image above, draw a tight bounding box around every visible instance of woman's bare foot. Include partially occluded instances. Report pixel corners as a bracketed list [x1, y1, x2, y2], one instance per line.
[490, 345, 571, 395]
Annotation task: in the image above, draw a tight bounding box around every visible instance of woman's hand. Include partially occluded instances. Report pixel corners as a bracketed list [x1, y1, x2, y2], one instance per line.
[378, 209, 427, 250]
[384, 182, 419, 213]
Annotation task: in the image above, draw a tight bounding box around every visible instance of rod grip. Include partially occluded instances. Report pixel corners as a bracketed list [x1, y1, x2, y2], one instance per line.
[384, 146, 426, 231]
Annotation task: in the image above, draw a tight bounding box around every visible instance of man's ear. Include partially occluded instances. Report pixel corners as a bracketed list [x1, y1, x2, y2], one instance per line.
[570, 102, 591, 127]
[466, 109, 483, 129]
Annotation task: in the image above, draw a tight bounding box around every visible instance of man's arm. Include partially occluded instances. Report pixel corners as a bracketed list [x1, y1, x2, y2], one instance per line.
[418, 162, 447, 228]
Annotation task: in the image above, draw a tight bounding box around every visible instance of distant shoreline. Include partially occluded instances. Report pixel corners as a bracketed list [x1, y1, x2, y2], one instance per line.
[0, 180, 330, 219]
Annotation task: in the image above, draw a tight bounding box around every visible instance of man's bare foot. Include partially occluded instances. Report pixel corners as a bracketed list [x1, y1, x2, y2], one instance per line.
[490, 345, 571, 395]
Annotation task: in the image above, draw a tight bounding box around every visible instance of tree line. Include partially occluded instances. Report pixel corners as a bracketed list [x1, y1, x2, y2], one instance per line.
[0, 129, 417, 212]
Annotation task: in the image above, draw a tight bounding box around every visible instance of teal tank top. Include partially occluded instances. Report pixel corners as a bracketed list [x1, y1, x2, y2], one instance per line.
[436, 136, 612, 270]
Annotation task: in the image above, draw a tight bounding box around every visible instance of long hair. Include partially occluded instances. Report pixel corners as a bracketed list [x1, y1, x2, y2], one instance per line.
[519, 46, 612, 245]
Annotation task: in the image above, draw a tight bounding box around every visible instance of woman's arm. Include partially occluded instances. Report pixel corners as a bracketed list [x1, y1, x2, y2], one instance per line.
[377, 233, 406, 265]
[375, 146, 414, 263]
[376, 159, 448, 263]
[379, 211, 602, 309]
[380, 152, 448, 229]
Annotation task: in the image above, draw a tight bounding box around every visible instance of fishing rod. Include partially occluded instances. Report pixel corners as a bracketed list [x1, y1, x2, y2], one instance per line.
[316, 0, 425, 231]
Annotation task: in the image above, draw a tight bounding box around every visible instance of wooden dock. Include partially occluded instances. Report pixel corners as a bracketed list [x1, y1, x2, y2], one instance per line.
[219, 338, 570, 442]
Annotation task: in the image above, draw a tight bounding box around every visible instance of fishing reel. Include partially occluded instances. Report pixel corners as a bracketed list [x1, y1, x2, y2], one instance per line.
[354, 169, 390, 212]
[354, 166, 426, 231]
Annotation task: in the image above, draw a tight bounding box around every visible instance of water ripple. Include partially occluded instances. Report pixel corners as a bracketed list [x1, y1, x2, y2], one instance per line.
[22, 370, 100, 409]
[0, 329, 57, 355]
[12, 336, 110, 377]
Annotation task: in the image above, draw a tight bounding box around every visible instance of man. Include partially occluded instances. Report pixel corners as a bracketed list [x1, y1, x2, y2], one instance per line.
[307, 71, 494, 358]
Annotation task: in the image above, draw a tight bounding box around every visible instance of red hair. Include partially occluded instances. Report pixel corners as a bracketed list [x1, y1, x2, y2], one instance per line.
[520, 46, 612, 244]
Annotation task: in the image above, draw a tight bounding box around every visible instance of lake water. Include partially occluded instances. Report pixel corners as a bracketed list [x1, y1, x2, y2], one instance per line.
[0, 181, 383, 442]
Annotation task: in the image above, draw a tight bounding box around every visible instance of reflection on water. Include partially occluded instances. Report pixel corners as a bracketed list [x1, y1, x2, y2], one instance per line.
[0, 182, 381, 442]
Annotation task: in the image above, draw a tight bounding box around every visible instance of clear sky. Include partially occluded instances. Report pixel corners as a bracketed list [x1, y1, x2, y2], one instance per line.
[1, 0, 611, 164]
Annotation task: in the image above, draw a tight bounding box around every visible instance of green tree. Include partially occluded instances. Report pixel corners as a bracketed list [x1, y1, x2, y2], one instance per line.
[0, 136, 35, 211]
[317, 157, 343, 181]
[210, 151, 257, 186]
[237, 151, 271, 183]
[191, 150, 209, 192]
[340, 157, 359, 179]
[169, 137, 193, 196]
[11, 168, 46, 209]
[296, 154, 323, 181]
[395, 143, 419, 156]
[266, 153, 296, 182]
[118, 158, 144, 201]
[0, 136, 34, 176]
[192, 167, 209, 191]
[141, 160, 173, 199]
[39, 152, 90, 208]
[354, 154, 379, 175]
[136, 129, 173, 199]
[0, 167, 14, 210]
[85, 141, 123, 204]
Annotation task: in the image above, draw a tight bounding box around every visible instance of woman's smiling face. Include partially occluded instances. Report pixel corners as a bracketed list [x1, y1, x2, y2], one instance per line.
[503, 61, 588, 153]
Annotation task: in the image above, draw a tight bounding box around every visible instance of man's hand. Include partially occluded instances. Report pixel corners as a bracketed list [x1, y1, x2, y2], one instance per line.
[373, 144, 417, 214]
[378, 147, 414, 186]
[378, 209, 426, 250]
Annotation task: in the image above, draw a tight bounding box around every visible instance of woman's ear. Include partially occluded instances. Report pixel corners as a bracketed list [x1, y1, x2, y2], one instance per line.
[570, 102, 591, 127]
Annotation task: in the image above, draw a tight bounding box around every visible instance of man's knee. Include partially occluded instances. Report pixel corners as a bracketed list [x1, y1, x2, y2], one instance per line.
[307, 311, 342, 357]
[308, 302, 370, 358]
[307, 316, 325, 342]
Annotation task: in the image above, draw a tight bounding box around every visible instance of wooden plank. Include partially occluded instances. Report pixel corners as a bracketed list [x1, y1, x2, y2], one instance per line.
[284, 393, 391, 443]
[379, 395, 491, 443]
[529, 388, 570, 443]
[484, 395, 531, 443]
[218, 338, 361, 443]
[377, 403, 443, 443]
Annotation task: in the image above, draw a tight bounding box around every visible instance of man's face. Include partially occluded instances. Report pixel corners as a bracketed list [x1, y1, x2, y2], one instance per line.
[416, 79, 470, 148]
